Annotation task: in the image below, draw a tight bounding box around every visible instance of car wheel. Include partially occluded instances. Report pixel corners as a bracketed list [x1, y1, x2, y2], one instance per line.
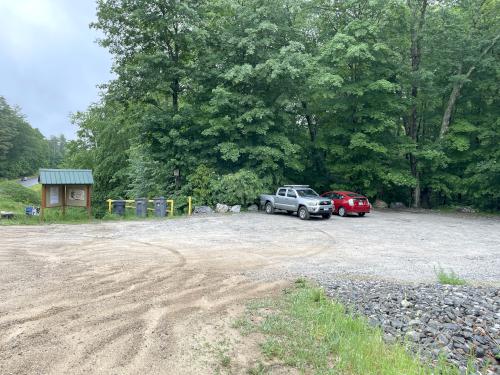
[322, 213, 332, 219]
[265, 202, 274, 214]
[358, 212, 366, 217]
[338, 207, 347, 217]
[298, 206, 310, 220]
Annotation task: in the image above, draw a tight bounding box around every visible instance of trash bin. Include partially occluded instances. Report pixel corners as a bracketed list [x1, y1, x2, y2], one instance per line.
[153, 197, 166, 217]
[135, 198, 148, 217]
[112, 200, 126, 216]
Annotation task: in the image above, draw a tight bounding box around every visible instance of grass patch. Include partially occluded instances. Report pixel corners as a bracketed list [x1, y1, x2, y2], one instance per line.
[0, 180, 40, 206]
[236, 281, 461, 375]
[435, 266, 467, 285]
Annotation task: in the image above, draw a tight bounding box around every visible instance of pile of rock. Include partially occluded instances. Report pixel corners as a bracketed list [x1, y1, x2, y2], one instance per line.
[194, 203, 259, 214]
[323, 279, 499, 373]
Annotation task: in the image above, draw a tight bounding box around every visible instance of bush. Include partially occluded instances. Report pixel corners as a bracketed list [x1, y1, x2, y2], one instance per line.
[185, 167, 263, 206]
[212, 169, 263, 206]
[186, 165, 218, 205]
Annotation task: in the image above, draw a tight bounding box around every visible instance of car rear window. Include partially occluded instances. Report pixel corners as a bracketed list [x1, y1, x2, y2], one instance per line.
[348, 193, 364, 197]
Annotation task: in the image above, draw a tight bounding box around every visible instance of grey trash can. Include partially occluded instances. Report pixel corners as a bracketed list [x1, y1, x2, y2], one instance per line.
[135, 198, 148, 217]
[153, 197, 166, 217]
[112, 200, 126, 216]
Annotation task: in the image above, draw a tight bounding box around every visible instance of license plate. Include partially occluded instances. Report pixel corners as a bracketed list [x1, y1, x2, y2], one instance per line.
[358, 201, 363, 205]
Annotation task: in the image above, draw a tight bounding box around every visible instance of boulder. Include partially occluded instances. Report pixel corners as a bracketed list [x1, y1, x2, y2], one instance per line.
[193, 206, 214, 214]
[389, 202, 406, 209]
[456, 206, 476, 214]
[373, 199, 388, 209]
[247, 204, 259, 212]
[215, 203, 229, 213]
[229, 205, 241, 213]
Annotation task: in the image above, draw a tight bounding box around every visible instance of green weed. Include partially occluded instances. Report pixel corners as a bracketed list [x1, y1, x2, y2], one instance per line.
[435, 266, 467, 285]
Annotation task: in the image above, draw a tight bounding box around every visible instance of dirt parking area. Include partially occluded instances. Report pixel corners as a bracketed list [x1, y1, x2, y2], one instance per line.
[0, 211, 499, 374]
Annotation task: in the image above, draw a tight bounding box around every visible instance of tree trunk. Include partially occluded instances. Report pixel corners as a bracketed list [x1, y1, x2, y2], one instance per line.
[406, 0, 427, 208]
[440, 33, 499, 138]
[172, 78, 179, 113]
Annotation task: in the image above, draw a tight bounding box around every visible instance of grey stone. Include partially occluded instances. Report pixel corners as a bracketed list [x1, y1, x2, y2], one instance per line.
[391, 320, 403, 329]
[436, 333, 449, 346]
[215, 203, 229, 213]
[229, 205, 241, 213]
[247, 204, 259, 211]
[475, 346, 485, 358]
[389, 202, 406, 209]
[373, 199, 388, 209]
[405, 331, 420, 342]
[193, 205, 214, 214]
[401, 299, 412, 308]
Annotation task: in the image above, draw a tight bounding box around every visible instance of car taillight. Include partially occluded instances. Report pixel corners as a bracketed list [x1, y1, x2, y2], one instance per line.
[348, 198, 354, 206]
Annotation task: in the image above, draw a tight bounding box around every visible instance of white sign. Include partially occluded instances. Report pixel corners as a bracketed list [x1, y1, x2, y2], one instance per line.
[69, 189, 85, 201]
[49, 187, 59, 205]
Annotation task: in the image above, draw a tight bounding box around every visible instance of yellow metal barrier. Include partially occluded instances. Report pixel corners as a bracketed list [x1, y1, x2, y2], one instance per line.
[106, 199, 174, 217]
[188, 196, 192, 215]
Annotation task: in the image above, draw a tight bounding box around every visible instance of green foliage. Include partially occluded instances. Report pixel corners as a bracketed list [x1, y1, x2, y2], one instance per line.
[62, 0, 499, 211]
[186, 165, 218, 205]
[0, 97, 49, 178]
[212, 170, 264, 206]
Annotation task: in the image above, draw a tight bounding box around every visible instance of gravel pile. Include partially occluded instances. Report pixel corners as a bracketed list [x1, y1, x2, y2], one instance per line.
[322, 279, 499, 374]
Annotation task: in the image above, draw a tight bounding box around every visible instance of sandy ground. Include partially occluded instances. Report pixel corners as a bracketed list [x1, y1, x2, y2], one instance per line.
[0, 210, 499, 374]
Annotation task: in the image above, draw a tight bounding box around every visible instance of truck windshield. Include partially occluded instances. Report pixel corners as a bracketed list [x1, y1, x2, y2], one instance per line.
[296, 189, 319, 197]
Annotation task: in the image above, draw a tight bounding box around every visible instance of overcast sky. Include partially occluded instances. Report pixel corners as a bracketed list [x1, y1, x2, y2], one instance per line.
[0, 0, 113, 139]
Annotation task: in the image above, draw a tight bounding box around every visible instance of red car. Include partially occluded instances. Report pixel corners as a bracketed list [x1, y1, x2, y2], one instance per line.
[320, 191, 371, 217]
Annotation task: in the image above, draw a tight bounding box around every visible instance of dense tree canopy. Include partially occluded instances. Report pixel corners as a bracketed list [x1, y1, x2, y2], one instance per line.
[66, 0, 500, 210]
[0, 97, 50, 178]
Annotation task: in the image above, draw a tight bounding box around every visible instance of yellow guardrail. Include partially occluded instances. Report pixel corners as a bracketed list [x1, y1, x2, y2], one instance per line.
[106, 197, 192, 216]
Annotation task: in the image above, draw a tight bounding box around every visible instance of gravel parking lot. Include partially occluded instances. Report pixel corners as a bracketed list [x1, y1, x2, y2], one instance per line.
[0, 210, 499, 374]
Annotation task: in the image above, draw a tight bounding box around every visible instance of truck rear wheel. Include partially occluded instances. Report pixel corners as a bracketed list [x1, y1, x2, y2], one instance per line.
[298, 206, 310, 220]
[265, 202, 274, 214]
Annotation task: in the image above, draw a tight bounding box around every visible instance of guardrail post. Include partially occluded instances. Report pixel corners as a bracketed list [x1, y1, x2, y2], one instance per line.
[188, 196, 192, 215]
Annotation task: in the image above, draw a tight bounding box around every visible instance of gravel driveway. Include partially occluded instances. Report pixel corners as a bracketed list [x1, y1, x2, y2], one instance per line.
[251, 209, 500, 284]
[0, 210, 498, 374]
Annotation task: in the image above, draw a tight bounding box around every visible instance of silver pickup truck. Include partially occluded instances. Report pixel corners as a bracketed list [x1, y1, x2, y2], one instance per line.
[260, 185, 333, 220]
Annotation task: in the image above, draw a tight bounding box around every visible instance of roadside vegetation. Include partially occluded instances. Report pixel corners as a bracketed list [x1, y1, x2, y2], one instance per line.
[0, 180, 189, 225]
[0, 180, 39, 214]
[435, 267, 467, 286]
[234, 280, 462, 375]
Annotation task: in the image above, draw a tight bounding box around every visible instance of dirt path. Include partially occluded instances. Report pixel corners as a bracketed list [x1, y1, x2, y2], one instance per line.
[0, 223, 287, 374]
[0, 211, 498, 374]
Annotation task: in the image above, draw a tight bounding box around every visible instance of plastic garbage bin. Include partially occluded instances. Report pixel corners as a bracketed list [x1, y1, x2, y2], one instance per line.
[135, 198, 148, 217]
[112, 200, 126, 216]
[153, 197, 166, 217]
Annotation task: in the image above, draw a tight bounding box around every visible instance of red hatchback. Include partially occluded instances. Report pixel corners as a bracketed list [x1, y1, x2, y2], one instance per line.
[321, 191, 371, 217]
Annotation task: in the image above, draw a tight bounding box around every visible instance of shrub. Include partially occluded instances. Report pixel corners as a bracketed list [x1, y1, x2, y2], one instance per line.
[212, 169, 263, 206]
[186, 165, 218, 205]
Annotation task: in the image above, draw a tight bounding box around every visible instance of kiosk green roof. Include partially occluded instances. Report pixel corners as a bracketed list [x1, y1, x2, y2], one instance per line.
[39, 169, 94, 185]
